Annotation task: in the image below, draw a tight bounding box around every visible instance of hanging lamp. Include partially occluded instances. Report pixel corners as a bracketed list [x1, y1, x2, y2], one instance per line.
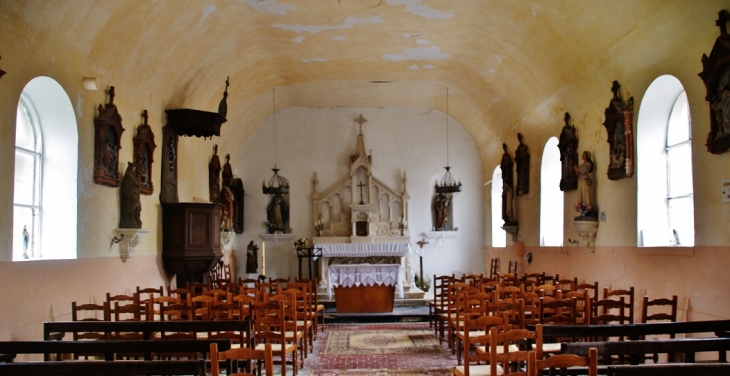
[262, 88, 289, 196]
[435, 88, 462, 195]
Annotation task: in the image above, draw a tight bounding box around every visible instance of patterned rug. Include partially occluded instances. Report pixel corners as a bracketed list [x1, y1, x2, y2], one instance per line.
[310, 369, 450, 376]
[323, 329, 443, 356]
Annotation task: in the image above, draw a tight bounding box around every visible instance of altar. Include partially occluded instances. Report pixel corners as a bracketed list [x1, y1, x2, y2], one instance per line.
[314, 242, 411, 288]
[328, 263, 403, 313]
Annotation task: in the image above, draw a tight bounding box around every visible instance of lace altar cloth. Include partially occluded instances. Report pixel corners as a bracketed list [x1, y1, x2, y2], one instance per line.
[318, 243, 410, 258]
[327, 264, 403, 300]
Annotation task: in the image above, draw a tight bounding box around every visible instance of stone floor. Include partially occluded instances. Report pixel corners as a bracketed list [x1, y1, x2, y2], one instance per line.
[286, 320, 456, 376]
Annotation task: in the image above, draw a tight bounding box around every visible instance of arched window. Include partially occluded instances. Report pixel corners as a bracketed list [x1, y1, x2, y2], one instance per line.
[540, 137, 563, 246]
[637, 75, 694, 247]
[12, 77, 78, 261]
[13, 96, 42, 260]
[491, 166, 505, 247]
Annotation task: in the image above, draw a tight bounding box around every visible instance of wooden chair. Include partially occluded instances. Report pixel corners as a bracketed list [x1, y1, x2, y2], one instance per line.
[576, 280, 599, 300]
[210, 342, 273, 376]
[295, 278, 324, 335]
[527, 347, 597, 376]
[454, 291, 498, 365]
[431, 274, 454, 337]
[106, 292, 142, 322]
[538, 297, 577, 354]
[489, 258, 499, 279]
[508, 260, 517, 275]
[148, 295, 178, 321]
[289, 282, 316, 350]
[486, 325, 544, 376]
[604, 286, 635, 323]
[452, 315, 507, 376]
[209, 301, 247, 348]
[565, 290, 589, 325]
[190, 294, 216, 320]
[641, 294, 678, 362]
[70, 301, 111, 359]
[557, 278, 577, 293]
[249, 300, 299, 376]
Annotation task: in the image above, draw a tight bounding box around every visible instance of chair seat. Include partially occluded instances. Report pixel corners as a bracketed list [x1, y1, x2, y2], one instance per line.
[452, 364, 504, 376]
[475, 344, 519, 354]
[255, 342, 295, 353]
[535, 342, 561, 353]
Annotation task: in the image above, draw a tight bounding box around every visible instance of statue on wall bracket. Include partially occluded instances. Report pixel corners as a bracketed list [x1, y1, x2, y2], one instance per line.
[515, 133, 530, 195]
[94, 86, 125, 187]
[699, 9, 730, 154]
[558, 112, 578, 191]
[603, 81, 635, 180]
[500, 143, 517, 226]
[133, 110, 156, 194]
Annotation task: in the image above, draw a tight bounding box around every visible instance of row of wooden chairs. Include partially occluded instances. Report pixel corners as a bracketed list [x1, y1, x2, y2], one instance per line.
[453, 323, 599, 376]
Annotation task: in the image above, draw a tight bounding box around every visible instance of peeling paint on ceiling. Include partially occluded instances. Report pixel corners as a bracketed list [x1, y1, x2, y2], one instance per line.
[273, 16, 383, 34]
[238, 0, 296, 16]
[386, 0, 452, 19]
[382, 45, 450, 61]
[201, 5, 216, 20]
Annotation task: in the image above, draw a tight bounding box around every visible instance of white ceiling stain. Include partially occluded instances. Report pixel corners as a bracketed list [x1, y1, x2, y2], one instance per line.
[493, 54, 503, 64]
[238, 0, 296, 16]
[332, 35, 347, 41]
[273, 16, 383, 34]
[422, 64, 435, 69]
[416, 39, 432, 45]
[532, 3, 544, 18]
[386, 0, 452, 20]
[302, 57, 327, 63]
[202, 5, 217, 20]
[293, 36, 305, 43]
[382, 45, 450, 61]
[408, 64, 419, 70]
[404, 33, 421, 38]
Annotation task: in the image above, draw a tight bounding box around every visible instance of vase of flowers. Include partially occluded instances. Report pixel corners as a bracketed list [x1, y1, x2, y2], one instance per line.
[574, 203, 596, 220]
[293, 238, 308, 250]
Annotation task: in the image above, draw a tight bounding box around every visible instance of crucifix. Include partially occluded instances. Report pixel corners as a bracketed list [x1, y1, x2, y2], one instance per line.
[355, 114, 367, 131]
[357, 180, 366, 205]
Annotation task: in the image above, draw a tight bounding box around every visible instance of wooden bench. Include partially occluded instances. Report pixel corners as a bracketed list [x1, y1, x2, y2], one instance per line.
[0, 359, 206, 375]
[529, 319, 730, 341]
[606, 363, 730, 376]
[562, 337, 730, 364]
[44, 320, 250, 341]
[0, 339, 231, 362]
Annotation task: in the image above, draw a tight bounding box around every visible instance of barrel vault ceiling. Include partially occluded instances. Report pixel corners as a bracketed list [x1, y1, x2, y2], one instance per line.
[4, 0, 682, 158]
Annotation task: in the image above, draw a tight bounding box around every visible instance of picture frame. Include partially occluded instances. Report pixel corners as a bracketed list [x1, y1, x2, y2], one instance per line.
[699, 10, 730, 154]
[133, 110, 156, 195]
[603, 81, 635, 180]
[93, 86, 125, 187]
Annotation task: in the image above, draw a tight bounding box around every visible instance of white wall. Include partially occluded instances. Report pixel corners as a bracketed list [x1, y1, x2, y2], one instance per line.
[227, 107, 484, 283]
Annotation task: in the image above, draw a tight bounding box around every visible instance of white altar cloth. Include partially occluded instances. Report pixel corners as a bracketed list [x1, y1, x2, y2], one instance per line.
[327, 264, 403, 299]
[318, 243, 410, 258]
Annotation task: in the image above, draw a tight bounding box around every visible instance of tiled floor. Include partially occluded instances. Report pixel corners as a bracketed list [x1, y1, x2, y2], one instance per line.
[288, 322, 456, 376]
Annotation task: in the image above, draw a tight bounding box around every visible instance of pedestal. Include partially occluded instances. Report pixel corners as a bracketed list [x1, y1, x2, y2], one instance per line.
[113, 228, 150, 262]
[334, 284, 395, 313]
[574, 219, 599, 252]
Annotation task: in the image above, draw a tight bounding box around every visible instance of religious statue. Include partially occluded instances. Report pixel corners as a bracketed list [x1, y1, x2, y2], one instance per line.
[246, 240, 259, 274]
[220, 154, 235, 230]
[209, 145, 221, 203]
[515, 133, 530, 196]
[22, 225, 29, 259]
[267, 195, 288, 233]
[433, 193, 450, 230]
[119, 162, 142, 229]
[574, 151, 596, 218]
[558, 112, 579, 191]
[501, 143, 517, 225]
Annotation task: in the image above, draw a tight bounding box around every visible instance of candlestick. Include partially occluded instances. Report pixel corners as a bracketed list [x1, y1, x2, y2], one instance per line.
[261, 241, 266, 276]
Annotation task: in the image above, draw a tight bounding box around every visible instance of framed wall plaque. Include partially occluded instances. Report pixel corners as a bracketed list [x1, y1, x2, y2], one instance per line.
[93, 86, 125, 187]
[603, 81, 635, 180]
[133, 110, 156, 195]
[699, 10, 730, 154]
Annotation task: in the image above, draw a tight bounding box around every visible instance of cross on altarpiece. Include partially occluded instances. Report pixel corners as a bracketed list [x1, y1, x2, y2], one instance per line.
[355, 114, 367, 130]
[357, 180, 366, 205]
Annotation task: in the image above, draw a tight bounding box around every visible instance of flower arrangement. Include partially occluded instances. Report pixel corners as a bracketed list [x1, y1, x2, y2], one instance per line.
[293, 238, 308, 249]
[574, 203, 593, 217]
[416, 239, 429, 248]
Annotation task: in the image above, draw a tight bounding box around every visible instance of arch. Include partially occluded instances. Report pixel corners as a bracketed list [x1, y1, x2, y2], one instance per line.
[13, 77, 78, 260]
[540, 137, 563, 246]
[637, 75, 694, 246]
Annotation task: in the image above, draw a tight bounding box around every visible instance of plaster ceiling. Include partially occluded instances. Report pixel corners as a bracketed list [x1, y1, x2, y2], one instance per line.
[5, 0, 670, 154]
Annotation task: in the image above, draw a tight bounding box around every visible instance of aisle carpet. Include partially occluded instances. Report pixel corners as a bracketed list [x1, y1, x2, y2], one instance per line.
[323, 329, 442, 355]
[310, 369, 450, 376]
